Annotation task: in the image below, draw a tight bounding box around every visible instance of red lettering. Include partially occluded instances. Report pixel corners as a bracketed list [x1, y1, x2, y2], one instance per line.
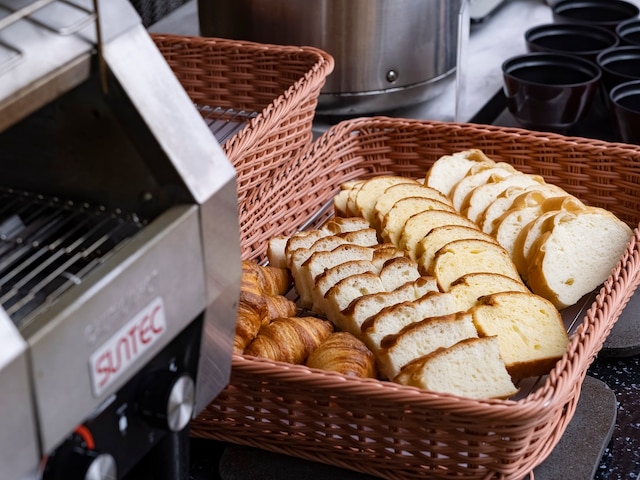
[127, 325, 139, 356]
[150, 305, 164, 334]
[95, 351, 113, 388]
[139, 314, 153, 344]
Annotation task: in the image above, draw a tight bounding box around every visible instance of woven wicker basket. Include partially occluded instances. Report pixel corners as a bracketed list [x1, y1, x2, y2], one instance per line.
[191, 117, 640, 480]
[151, 34, 334, 260]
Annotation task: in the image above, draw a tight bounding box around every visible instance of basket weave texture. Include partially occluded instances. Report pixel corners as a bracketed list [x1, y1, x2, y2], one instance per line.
[151, 34, 334, 260]
[191, 117, 640, 480]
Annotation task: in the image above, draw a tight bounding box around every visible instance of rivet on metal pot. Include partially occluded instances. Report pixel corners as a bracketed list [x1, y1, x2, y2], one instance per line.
[386, 70, 398, 83]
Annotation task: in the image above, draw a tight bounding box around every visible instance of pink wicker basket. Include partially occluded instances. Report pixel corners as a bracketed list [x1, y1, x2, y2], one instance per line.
[151, 34, 334, 260]
[191, 117, 640, 480]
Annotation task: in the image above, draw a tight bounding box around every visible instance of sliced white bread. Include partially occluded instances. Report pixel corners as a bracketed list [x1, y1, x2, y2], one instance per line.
[324, 272, 387, 329]
[424, 149, 496, 197]
[448, 272, 529, 312]
[430, 238, 522, 291]
[285, 229, 329, 263]
[512, 196, 587, 279]
[323, 216, 371, 234]
[479, 183, 567, 235]
[526, 207, 633, 309]
[493, 190, 551, 258]
[344, 180, 367, 217]
[469, 291, 569, 379]
[450, 163, 518, 212]
[334, 180, 364, 217]
[380, 197, 457, 245]
[353, 176, 419, 223]
[372, 182, 453, 230]
[462, 172, 546, 224]
[339, 278, 438, 337]
[378, 256, 422, 291]
[338, 227, 379, 247]
[360, 291, 458, 353]
[312, 260, 377, 313]
[371, 243, 405, 269]
[377, 311, 479, 380]
[416, 225, 497, 275]
[267, 235, 290, 268]
[398, 210, 479, 260]
[394, 336, 519, 400]
[299, 244, 375, 309]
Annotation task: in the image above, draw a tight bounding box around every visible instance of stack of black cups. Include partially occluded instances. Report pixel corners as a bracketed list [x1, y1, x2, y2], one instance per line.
[502, 0, 640, 143]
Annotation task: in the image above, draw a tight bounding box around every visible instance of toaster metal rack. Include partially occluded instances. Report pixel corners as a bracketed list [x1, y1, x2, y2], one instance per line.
[0, 1, 241, 479]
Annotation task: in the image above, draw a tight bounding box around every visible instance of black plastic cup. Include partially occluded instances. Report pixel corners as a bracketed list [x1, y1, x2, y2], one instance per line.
[525, 23, 620, 62]
[616, 18, 640, 45]
[552, 0, 640, 32]
[502, 52, 601, 132]
[596, 46, 640, 94]
[610, 80, 640, 143]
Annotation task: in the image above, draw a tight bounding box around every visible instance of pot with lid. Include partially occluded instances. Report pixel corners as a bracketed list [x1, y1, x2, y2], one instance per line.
[198, 0, 466, 115]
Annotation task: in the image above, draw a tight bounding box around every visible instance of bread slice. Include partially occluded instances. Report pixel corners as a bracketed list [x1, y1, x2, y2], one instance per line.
[372, 182, 452, 230]
[511, 196, 587, 279]
[324, 272, 387, 329]
[339, 278, 437, 337]
[312, 260, 377, 313]
[323, 216, 371, 234]
[378, 256, 422, 291]
[394, 336, 519, 400]
[371, 243, 405, 269]
[353, 176, 419, 222]
[334, 180, 364, 217]
[398, 210, 479, 260]
[338, 228, 379, 247]
[299, 244, 375, 309]
[377, 311, 479, 380]
[462, 172, 545, 224]
[448, 272, 529, 312]
[285, 230, 329, 263]
[450, 163, 518, 212]
[430, 238, 522, 291]
[470, 291, 569, 379]
[479, 183, 567, 235]
[360, 291, 458, 353]
[380, 197, 456, 245]
[424, 149, 496, 197]
[267, 235, 290, 268]
[416, 225, 497, 274]
[526, 208, 633, 309]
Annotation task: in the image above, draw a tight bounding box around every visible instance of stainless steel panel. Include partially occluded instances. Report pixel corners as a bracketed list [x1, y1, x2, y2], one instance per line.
[25, 205, 207, 453]
[0, 310, 39, 480]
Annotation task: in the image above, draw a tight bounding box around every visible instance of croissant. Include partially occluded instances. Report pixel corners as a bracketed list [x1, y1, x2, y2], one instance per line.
[264, 294, 298, 321]
[242, 260, 292, 296]
[233, 301, 268, 354]
[244, 316, 335, 364]
[239, 268, 267, 307]
[306, 332, 378, 378]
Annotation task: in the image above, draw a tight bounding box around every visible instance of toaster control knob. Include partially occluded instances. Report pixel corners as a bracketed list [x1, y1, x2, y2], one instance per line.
[42, 447, 117, 480]
[138, 373, 195, 432]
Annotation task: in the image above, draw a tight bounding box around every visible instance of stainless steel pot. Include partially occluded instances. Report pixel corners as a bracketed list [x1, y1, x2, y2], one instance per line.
[198, 0, 465, 115]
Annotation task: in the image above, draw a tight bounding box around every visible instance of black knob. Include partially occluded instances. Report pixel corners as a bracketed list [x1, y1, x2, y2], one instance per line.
[138, 373, 195, 432]
[42, 446, 117, 480]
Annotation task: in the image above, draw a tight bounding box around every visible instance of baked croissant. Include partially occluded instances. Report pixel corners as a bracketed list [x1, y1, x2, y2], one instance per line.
[242, 260, 292, 296]
[306, 332, 378, 378]
[233, 301, 268, 354]
[244, 316, 335, 364]
[264, 294, 298, 321]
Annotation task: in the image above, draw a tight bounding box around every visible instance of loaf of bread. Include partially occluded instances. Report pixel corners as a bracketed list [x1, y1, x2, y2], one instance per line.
[394, 336, 519, 400]
[377, 311, 479, 380]
[306, 331, 378, 378]
[469, 291, 569, 379]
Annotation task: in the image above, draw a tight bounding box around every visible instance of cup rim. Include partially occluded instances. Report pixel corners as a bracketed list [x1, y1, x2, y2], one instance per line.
[525, 22, 620, 56]
[610, 79, 640, 113]
[616, 17, 640, 44]
[596, 45, 640, 81]
[552, 0, 640, 29]
[502, 52, 602, 88]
